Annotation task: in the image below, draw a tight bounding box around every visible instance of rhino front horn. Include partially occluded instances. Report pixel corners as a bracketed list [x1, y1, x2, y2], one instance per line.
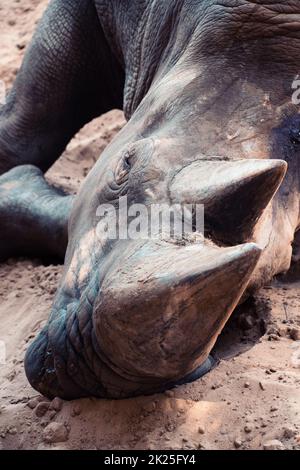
[170, 158, 287, 244]
[94, 239, 261, 386]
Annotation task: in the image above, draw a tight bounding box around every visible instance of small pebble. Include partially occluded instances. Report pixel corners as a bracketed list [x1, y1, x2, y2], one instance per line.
[234, 438, 243, 449]
[244, 425, 252, 433]
[71, 403, 82, 417]
[35, 402, 50, 418]
[268, 334, 280, 341]
[42, 422, 69, 444]
[290, 328, 300, 341]
[16, 42, 26, 50]
[143, 402, 156, 413]
[283, 427, 296, 439]
[27, 398, 39, 410]
[259, 382, 266, 391]
[50, 397, 64, 412]
[263, 439, 285, 451]
[8, 427, 17, 435]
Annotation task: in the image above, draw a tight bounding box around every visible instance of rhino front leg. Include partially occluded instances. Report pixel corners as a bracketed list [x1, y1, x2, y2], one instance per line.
[0, 165, 73, 261]
[0, 0, 124, 260]
[0, 0, 124, 175]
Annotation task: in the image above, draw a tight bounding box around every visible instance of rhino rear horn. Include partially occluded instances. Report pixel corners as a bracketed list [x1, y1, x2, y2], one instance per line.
[170, 159, 287, 244]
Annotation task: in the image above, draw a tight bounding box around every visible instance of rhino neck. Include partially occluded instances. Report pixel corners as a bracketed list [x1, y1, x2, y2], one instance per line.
[97, 0, 300, 123]
[95, 0, 184, 119]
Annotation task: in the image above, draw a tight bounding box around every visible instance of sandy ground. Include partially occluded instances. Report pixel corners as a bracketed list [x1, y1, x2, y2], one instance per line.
[0, 0, 299, 451]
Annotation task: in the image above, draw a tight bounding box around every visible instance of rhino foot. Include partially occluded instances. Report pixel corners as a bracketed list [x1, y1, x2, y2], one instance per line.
[0, 165, 73, 261]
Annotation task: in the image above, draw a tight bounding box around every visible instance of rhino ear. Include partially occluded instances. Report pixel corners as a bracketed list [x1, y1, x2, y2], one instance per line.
[95, 240, 261, 382]
[170, 159, 287, 244]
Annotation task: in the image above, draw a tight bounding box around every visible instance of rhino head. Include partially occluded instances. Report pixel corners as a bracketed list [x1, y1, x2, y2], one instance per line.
[25, 1, 300, 399]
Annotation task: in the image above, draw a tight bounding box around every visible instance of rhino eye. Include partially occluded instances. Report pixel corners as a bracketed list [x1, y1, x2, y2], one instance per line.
[115, 151, 132, 185]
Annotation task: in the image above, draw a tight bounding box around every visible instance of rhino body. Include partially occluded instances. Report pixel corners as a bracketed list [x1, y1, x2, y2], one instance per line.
[0, 0, 299, 398]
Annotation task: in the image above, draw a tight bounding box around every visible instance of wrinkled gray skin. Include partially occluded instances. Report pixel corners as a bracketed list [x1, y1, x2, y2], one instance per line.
[0, 0, 300, 399]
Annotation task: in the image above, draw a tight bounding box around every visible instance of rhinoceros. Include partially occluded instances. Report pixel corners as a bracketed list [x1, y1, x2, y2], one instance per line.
[0, 0, 299, 399]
